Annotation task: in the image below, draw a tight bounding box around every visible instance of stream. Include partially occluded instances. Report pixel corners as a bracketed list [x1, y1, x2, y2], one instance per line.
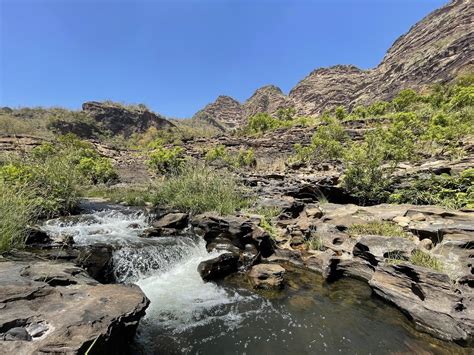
[41, 204, 467, 355]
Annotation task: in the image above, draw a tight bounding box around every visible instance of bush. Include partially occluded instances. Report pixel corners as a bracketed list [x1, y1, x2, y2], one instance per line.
[367, 101, 390, 116]
[335, 106, 346, 120]
[206, 145, 256, 168]
[389, 168, 474, 209]
[393, 89, 420, 111]
[342, 132, 394, 204]
[275, 107, 296, 121]
[246, 113, 281, 134]
[146, 142, 187, 175]
[151, 165, 252, 215]
[289, 116, 347, 165]
[0, 182, 37, 252]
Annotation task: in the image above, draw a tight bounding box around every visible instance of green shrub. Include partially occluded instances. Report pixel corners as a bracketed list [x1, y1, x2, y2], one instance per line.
[342, 132, 394, 204]
[389, 168, 474, 209]
[289, 116, 347, 165]
[151, 165, 252, 215]
[335, 106, 347, 120]
[235, 148, 256, 167]
[0, 182, 37, 252]
[348, 221, 407, 237]
[246, 113, 281, 134]
[393, 89, 420, 111]
[205, 144, 228, 162]
[206, 145, 256, 168]
[147, 143, 187, 175]
[275, 107, 296, 121]
[367, 101, 390, 116]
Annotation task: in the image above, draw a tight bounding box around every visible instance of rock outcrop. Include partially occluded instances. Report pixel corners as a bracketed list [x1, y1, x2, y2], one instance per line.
[192, 95, 244, 131]
[0, 260, 149, 355]
[243, 85, 290, 119]
[81, 101, 174, 137]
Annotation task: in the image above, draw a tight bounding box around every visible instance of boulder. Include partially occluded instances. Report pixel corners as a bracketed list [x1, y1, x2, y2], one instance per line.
[0, 261, 149, 355]
[369, 263, 473, 345]
[152, 212, 188, 230]
[249, 263, 285, 289]
[76, 243, 114, 283]
[197, 253, 239, 281]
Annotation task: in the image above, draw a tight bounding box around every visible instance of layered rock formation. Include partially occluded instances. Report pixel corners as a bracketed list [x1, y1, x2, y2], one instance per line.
[81, 101, 174, 137]
[192, 95, 244, 130]
[193, 0, 473, 127]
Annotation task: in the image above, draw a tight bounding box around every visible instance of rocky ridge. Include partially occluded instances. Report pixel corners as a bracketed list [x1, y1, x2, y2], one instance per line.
[192, 0, 473, 128]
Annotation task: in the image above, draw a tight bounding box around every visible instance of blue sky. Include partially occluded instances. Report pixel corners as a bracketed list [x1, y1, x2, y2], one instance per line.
[1, 0, 446, 118]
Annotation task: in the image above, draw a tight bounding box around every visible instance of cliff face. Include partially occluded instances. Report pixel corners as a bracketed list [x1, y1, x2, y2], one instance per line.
[243, 85, 290, 119]
[192, 95, 244, 130]
[192, 0, 473, 127]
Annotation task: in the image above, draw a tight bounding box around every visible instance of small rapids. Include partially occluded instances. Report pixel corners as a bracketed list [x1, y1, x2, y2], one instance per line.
[41, 205, 467, 355]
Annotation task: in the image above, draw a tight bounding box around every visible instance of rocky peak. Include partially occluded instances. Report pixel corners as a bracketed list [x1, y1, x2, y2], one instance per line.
[289, 65, 370, 116]
[243, 85, 290, 118]
[192, 95, 244, 131]
[82, 101, 174, 137]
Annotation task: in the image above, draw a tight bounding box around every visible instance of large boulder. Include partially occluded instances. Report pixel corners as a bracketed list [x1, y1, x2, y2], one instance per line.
[191, 214, 273, 257]
[197, 253, 239, 281]
[0, 261, 149, 355]
[248, 263, 285, 289]
[369, 263, 473, 345]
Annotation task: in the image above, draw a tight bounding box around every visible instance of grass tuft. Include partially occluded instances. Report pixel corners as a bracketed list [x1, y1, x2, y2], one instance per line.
[348, 220, 407, 237]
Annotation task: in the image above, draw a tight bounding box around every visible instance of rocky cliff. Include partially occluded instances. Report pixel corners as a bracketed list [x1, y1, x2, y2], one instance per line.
[193, 0, 473, 127]
[192, 95, 244, 130]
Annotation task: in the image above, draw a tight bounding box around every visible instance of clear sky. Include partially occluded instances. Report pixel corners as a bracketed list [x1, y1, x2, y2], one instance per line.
[1, 0, 446, 118]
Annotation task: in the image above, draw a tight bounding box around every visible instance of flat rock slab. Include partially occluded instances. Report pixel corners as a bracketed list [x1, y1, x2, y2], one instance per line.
[249, 263, 285, 289]
[369, 263, 473, 346]
[0, 261, 149, 355]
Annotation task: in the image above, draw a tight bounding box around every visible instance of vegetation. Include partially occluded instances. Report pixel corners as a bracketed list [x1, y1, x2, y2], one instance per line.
[348, 221, 407, 237]
[205, 144, 256, 168]
[306, 233, 324, 251]
[409, 250, 443, 271]
[0, 134, 118, 251]
[146, 140, 187, 175]
[289, 116, 347, 165]
[150, 165, 252, 215]
[389, 168, 474, 209]
[0, 182, 37, 252]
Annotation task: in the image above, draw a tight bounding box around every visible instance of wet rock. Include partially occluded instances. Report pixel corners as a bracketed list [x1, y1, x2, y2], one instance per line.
[328, 257, 375, 282]
[265, 249, 304, 266]
[249, 263, 285, 289]
[369, 263, 473, 345]
[191, 214, 273, 257]
[0, 261, 149, 354]
[24, 227, 53, 245]
[198, 253, 239, 281]
[353, 236, 417, 266]
[76, 243, 114, 283]
[152, 212, 188, 229]
[206, 238, 241, 254]
[303, 250, 336, 278]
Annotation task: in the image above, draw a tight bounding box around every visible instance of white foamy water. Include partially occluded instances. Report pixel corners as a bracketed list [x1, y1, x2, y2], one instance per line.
[41, 209, 148, 245]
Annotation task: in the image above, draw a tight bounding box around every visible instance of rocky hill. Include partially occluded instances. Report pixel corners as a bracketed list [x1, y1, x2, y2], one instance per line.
[192, 95, 244, 130]
[193, 0, 473, 128]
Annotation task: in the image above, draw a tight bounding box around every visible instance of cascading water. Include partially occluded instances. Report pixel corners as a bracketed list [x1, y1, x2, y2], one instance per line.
[41, 205, 466, 355]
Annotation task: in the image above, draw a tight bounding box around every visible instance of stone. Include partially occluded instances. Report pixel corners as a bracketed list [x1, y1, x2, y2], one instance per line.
[249, 263, 285, 289]
[152, 212, 189, 229]
[76, 243, 114, 283]
[393, 216, 411, 226]
[305, 206, 323, 219]
[369, 263, 473, 345]
[419, 238, 433, 250]
[197, 253, 239, 281]
[353, 236, 417, 266]
[0, 261, 149, 354]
